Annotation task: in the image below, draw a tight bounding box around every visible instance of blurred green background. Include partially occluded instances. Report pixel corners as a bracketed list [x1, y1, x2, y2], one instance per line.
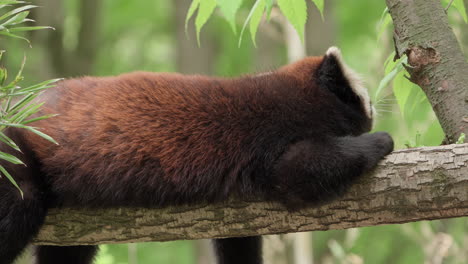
[3, 0, 467, 263]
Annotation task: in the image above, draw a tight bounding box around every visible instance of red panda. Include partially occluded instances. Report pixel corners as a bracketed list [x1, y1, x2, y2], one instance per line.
[0, 47, 393, 264]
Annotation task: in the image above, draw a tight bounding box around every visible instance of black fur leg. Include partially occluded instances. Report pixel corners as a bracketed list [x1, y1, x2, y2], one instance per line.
[213, 236, 262, 264]
[0, 182, 47, 264]
[270, 132, 394, 208]
[35, 245, 99, 264]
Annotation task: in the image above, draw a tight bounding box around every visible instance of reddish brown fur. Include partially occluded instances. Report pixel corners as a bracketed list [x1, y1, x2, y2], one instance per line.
[22, 56, 333, 207]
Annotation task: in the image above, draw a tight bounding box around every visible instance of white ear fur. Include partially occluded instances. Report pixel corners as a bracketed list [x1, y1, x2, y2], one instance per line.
[325, 47, 372, 119]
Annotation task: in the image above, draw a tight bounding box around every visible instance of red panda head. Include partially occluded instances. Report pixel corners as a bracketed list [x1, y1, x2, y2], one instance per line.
[278, 47, 374, 136]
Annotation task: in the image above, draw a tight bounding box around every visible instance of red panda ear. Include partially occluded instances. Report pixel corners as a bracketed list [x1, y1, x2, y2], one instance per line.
[316, 47, 372, 120]
[317, 47, 361, 108]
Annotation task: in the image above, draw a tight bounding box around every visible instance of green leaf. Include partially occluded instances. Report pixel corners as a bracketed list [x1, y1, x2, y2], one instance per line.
[456, 133, 466, 144]
[25, 126, 58, 145]
[1, 121, 57, 146]
[0, 165, 23, 198]
[383, 51, 396, 73]
[375, 55, 405, 101]
[453, 0, 468, 23]
[10, 102, 43, 123]
[185, 0, 200, 33]
[218, 0, 243, 34]
[7, 92, 35, 113]
[393, 71, 413, 117]
[9, 26, 54, 32]
[377, 8, 392, 40]
[10, 78, 61, 96]
[0, 5, 37, 22]
[0, 151, 24, 165]
[0, 122, 28, 128]
[277, 0, 307, 41]
[195, 0, 217, 45]
[0, 1, 26, 5]
[0, 132, 21, 152]
[0, 30, 30, 44]
[0, 10, 28, 26]
[15, 54, 25, 81]
[265, 0, 275, 20]
[0, 67, 6, 85]
[310, 0, 324, 20]
[22, 113, 58, 125]
[250, 0, 266, 46]
[239, 0, 264, 47]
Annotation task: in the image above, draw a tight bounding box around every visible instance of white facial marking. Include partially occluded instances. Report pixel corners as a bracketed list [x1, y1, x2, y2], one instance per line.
[326, 47, 372, 119]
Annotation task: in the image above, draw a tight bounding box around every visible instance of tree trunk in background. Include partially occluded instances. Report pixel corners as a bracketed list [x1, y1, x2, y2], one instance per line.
[32, 0, 66, 78]
[34, 0, 102, 77]
[386, 0, 468, 143]
[305, 0, 335, 55]
[194, 240, 215, 264]
[293, 233, 313, 264]
[174, 0, 216, 75]
[253, 11, 284, 72]
[74, 0, 102, 75]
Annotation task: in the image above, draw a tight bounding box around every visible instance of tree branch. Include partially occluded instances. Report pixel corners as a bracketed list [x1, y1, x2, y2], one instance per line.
[33, 144, 468, 246]
[386, 0, 468, 143]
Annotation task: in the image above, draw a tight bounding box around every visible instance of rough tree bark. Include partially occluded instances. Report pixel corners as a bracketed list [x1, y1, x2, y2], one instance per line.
[34, 144, 468, 245]
[386, 0, 468, 143]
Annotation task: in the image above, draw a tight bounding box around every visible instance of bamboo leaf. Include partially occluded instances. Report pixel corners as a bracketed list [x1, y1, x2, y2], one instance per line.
[0, 1, 26, 5]
[0, 67, 6, 85]
[25, 126, 58, 145]
[218, 0, 243, 34]
[14, 54, 26, 81]
[16, 78, 61, 93]
[8, 92, 36, 114]
[0, 151, 24, 165]
[0, 132, 21, 152]
[10, 102, 43, 123]
[0, 30, 30, 44]
[0, 5, 37, 22]
[22, 113, 57, 125]
[9, 26, 54, 32]
[0, 122, 28, 128]
[0, 10, 28, 26]
[195, 0, 217, 45]
[0, 165, 23, 198]
[277, 0, 307, 41]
